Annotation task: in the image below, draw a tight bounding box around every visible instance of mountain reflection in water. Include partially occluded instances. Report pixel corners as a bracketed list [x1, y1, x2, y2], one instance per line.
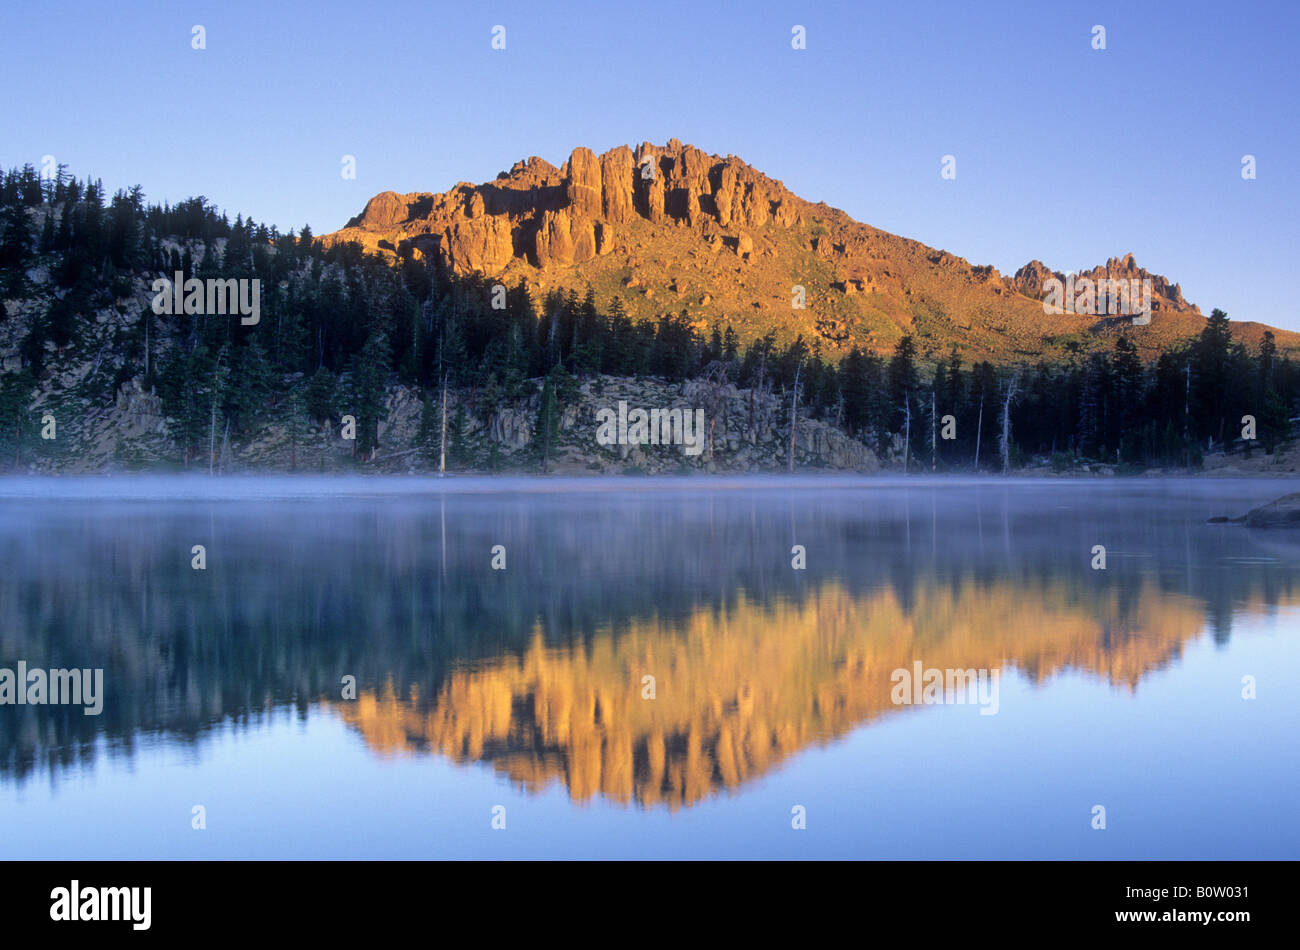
[1, 477, 1296, 813]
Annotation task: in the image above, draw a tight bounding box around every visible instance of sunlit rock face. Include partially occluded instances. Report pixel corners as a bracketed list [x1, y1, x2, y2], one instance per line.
[320, 141, 1277, 365]
[329, 140, 808, 276]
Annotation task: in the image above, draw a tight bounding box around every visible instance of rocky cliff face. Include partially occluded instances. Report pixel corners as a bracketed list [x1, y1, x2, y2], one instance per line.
[326, 140, 1288, 364]
[1010, 253, 1195, 317]
[15, 367, 886, 475]
[330, 138, 806, 275]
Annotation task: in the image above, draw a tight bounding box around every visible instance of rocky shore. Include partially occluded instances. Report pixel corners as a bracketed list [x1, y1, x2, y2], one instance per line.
[13, 373, 884, 475]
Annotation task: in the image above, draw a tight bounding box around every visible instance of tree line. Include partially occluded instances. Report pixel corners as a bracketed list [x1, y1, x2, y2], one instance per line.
[0, 164, 1294, 470]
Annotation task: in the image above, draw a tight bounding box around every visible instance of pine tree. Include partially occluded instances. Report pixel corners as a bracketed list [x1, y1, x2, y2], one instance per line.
[417, 390, 441, 465]
[54, 202, 72, 252]
[840, 348, 871, 437]
[0, 202, 29, 295]
[1112, 336, 1144, 460]
[0, 371, 33, 468]
[1193, 308, 1233, 446]
[1259, 330, 1278, 388]
[534, 371, 559, 473]
[532, 364, 576, 473]
[278, 307, 311, 375]
[1078, 351, 1109, 458]
[285, 387, 306, 471]
[887, 334, 919, 434]
[229, 338, 275, 430]
[448, 402, 468, 469]
[351, 332, 391, 458]
[723, 324, 740, 362]
[304, 366, 337, 422]
[38, 209, 55, 254]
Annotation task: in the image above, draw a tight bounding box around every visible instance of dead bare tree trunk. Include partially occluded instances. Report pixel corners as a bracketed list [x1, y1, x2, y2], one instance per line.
[903, 393, 911, 475]
[974, 393, 984, 471]
[750, 348, 768, 444]
[439, 373, 447, 475]
[930, 387, 937, 471]
[787, 358, 802, 473]
[208, 348, 226, 475]
[700, 361, 730, 462]
[999, 371, 1020, 474]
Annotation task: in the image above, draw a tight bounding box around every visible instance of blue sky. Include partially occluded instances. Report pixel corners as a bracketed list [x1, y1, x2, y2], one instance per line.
[3, 0, 1296, 328]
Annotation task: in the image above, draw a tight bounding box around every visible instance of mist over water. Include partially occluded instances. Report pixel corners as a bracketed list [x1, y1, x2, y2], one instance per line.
[0, 476, 1297, 858]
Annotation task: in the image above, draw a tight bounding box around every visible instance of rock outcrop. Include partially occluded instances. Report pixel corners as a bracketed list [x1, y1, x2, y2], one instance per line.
[1011, 252, 1196, 317]
[326, 140, 808, 277]
[1241, 493, 1300, 527]
[324, 140, 1291, 365]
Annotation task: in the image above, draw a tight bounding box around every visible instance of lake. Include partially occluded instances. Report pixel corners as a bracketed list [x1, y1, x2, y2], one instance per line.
[0, 476, 1297, 859]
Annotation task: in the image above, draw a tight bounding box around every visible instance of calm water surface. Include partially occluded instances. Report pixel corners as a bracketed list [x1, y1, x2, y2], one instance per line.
[0, 476, 1297, 859]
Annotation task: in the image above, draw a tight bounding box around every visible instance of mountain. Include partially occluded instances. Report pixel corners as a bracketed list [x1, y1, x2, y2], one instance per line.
[1, 159, 1294, 476]
[326, 138, 1300, 363]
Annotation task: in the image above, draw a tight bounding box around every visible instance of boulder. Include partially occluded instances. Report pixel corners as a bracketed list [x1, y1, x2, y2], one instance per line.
[1243, 493, 1300, 527]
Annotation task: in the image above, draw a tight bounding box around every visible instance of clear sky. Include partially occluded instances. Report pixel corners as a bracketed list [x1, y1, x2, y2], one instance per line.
[3, 0, 1296, 328]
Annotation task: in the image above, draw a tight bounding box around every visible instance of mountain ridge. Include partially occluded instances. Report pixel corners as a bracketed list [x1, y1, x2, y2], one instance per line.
[325, 139, 1298, 363]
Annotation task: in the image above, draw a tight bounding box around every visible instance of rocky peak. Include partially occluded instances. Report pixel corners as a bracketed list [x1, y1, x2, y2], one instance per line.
[320, 142, 1236, 365]
[327, 139, 808, 274]
[1011, 254, 1196, 315]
